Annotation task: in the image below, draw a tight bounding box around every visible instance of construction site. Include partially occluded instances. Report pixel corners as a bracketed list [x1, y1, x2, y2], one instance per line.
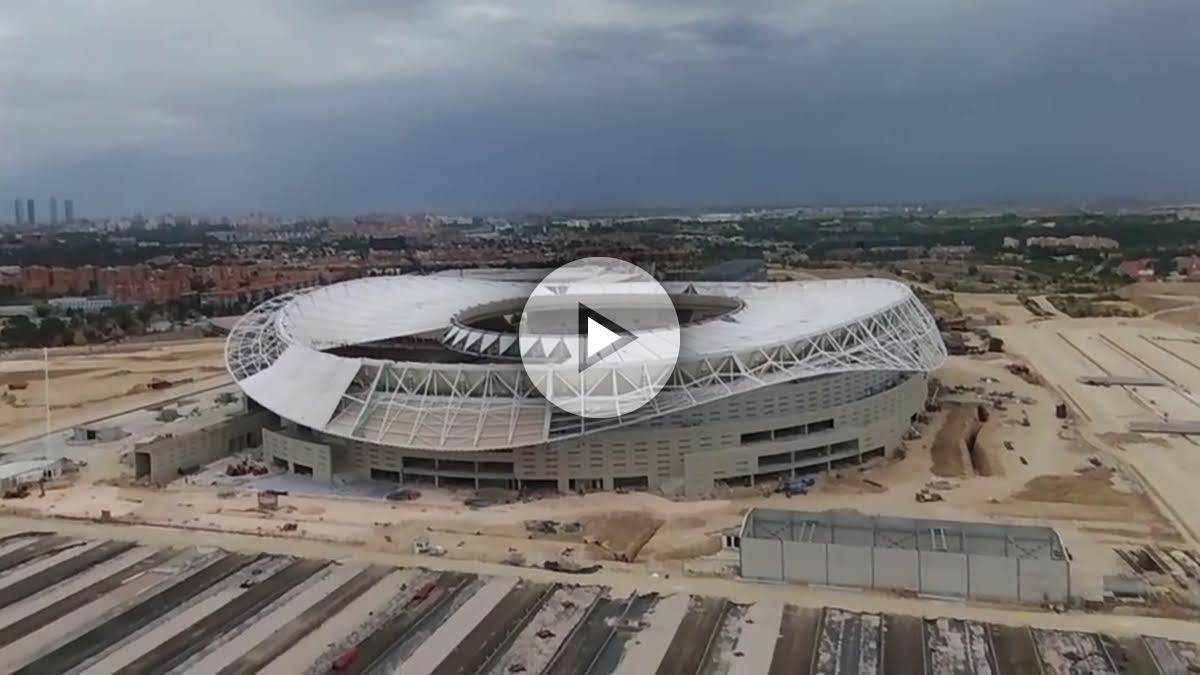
[0, 339, 228, 445]
[0, 528, 1193, 674]
[0, 301, 1198, 669]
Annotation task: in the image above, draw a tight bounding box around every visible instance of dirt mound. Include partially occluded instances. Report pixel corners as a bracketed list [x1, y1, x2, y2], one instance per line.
[582, 511, 664, 562]
[1011, 467, 1139, 508]
[967, 428, 1004, 477]
[930, 406, 977, 477]
[0, 367, 92, 385]
[1097, 431, 1170, 447]
[95, 369, 135, 379]
[668, 515, 706, 529]
[650, 536, 722, 560]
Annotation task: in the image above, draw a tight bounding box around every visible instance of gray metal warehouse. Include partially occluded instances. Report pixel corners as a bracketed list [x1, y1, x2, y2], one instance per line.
[737, 509, 1071, 604]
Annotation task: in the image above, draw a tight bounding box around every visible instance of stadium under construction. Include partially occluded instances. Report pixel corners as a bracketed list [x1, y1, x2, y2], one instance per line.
[222, 269, 946, 497]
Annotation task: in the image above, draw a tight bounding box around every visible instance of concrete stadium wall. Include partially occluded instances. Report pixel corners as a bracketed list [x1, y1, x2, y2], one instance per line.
[137, 411, 270, 484]
[263, 428, 333, 483]
[320, 370, 929, 495]
[739, 537, 1070, 604]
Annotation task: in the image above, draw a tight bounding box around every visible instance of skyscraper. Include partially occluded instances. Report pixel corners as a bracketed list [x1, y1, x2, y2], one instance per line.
[50, 197, 58, 226]
[25, 198, 35, 226]
[13, 199, 21, 226]
[64, 199, 74, 224]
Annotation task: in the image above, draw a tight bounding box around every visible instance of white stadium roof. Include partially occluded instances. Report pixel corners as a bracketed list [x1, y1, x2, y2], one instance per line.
[226, 274, 946, 451]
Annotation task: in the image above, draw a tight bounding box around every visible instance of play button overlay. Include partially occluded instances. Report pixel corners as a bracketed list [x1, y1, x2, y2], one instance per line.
[579, 304, 636, 371]
[519, 257, 680, 419]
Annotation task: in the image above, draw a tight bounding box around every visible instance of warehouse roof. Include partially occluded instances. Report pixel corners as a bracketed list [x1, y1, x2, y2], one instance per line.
[739, 509, 1067, 561]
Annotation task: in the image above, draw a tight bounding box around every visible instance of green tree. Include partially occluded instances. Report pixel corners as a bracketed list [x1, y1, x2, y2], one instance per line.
[1, 316, 37, 347]
[37, 317, 68, 346]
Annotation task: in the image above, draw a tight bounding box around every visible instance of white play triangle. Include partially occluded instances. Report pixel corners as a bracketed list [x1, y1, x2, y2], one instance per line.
[586, 316, 621, 358]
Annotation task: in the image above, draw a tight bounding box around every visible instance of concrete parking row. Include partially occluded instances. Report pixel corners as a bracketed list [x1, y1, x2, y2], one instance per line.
[0, 530, 1193, 674]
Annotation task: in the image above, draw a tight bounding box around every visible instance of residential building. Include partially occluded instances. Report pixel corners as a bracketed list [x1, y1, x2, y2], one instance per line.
[1174, 255, 1200, 280]
[1026, 235, 1118, 251]
[47, 295, 116, 314]
[1117, 259, 1155, 280]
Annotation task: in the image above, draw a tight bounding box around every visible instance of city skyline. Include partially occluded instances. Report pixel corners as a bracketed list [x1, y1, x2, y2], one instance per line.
[8, 196, 77, 225]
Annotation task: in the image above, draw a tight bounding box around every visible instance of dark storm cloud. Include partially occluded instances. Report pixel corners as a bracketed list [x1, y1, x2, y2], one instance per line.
[2, 0, 1198, 215]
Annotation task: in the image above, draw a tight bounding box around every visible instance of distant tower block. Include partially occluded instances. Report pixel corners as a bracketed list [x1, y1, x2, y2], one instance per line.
[50, 197, 58, 226]
[12, 198, 21, 226]
[25, 198, 34, 226]
[64, 199, 74, 223]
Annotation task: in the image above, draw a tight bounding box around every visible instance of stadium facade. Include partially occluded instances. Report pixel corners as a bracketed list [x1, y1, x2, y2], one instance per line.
[225, 272, 946, 497]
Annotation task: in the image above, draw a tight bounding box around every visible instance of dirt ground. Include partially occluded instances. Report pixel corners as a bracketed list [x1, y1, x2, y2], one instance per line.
[4, 343, 1172, 600]
[0, 339, 228, 444]
[930, 405, 977, 477]
[0, 336, 1178, 604]
[1118, 282, 1200, 330]
[989, 315, 1200, 550]
[955, 293, 1035, 326]
[5, 292, 1200, 618]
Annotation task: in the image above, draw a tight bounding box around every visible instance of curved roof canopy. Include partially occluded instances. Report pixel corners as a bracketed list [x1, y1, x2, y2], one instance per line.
[226, 274, 946, 451]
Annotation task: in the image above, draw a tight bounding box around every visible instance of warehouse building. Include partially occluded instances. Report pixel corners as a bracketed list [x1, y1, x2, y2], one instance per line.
[133, 410, 271, 484]
[737, 509, 1071, 604]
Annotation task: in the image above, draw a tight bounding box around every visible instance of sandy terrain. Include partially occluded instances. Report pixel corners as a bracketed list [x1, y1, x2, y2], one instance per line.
[0, 331, 1181, 611]
[990, 316, 1200, 550]
[955, 293, 1034, 326]
[0, 339, 229, 445]
[3, 291, 1200, 628]
[0, 346, 1169, 607]
[1119, 282, 1200, 330]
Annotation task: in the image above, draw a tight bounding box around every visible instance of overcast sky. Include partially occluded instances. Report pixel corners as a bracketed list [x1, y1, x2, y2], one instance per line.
[2, 0, 1198, 216]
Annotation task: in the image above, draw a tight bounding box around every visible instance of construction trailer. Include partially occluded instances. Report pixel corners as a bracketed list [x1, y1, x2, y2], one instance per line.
[68, 424, 125, 444]
[737, 508, 1071, 605]
[0, 459, 62, 492]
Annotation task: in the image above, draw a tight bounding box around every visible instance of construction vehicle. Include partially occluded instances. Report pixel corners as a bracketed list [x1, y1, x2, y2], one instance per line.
[413, 538, 446, 556]
[915, 489, 944, 503]
[778, 476, 815, 497]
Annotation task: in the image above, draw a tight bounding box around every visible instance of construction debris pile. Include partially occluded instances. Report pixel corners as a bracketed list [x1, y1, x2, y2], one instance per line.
[524, 520, 583, 536]
[1005, 362, 1045, 386]
[941, 382, 1037, 411]
[226, 459, 269, 477]
[1114, 543, 1200, 606]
